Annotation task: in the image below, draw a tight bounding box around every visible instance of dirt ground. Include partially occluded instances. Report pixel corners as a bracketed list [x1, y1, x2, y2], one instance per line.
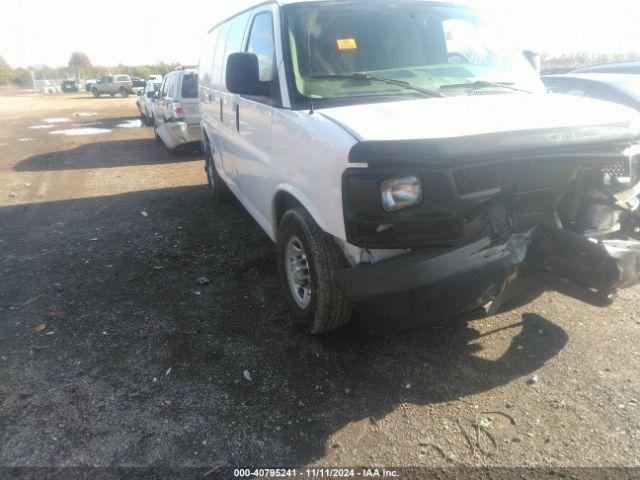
[0, 93, 639, 476]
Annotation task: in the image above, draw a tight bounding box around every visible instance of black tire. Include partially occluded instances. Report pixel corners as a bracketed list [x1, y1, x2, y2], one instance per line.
[145, 114, 154, 127]
[205, 139, 232, 202]
[92, 88, 100, 98]
[153, 120, 162, 143]
[277, 208, 353, 334]
[120, 87, 129, 98]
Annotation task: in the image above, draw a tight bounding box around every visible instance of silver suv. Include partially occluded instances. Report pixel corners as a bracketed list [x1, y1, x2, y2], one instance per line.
[92, 75, 134, 98]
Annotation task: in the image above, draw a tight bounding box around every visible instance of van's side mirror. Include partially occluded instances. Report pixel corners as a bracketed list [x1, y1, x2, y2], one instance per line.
[226, 52, 269, 96]
[523, 50, 541, 73]
[146, 91, 156, 99]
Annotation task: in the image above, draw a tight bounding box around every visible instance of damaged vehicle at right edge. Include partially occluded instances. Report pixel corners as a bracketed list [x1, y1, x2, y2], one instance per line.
[199, 0, 640, 334]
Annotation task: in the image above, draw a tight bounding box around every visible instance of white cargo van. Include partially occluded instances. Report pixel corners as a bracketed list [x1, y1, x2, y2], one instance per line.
[199, 0, 640, 334]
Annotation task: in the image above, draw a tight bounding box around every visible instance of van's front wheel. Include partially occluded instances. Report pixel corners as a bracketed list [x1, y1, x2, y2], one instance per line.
[277, 208, 353, 334]
[205, 141, 231, 203]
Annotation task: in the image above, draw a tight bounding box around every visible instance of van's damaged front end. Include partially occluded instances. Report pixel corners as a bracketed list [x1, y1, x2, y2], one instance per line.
[335, 118, 640, 319]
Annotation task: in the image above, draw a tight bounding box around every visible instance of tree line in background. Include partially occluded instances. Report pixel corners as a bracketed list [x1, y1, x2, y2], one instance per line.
[0, 52, 180, 88]
[540, 52, 640, 70]
[1, 51, 640, 88]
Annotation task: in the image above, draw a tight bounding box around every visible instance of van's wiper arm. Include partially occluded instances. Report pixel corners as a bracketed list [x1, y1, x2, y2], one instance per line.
[440, 80, 533, 94]
[310, 73, 444, 98]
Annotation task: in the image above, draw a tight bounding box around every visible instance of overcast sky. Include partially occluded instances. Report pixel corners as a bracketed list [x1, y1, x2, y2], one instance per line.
[0, 0, 639, 68]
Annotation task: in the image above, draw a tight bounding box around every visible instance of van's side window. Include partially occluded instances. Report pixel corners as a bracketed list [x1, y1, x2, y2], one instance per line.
[199, 29, 220, 86]
[212, 22, 231, 88]
[222, 12, 252, 88]
[246, 13, 276, 82]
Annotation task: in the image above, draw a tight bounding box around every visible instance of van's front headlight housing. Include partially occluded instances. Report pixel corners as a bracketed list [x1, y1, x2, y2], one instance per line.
[381, 175, 422, 212]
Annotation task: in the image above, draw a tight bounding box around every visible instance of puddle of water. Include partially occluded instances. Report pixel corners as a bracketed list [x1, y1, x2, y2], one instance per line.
[73, 121, 103, 127]
[116, 119, 143, 129]
[30, 125, 54, 130]
[43, 118, 70, 124]
[74, 112, 98, 117]
[50, 128, 111, 136]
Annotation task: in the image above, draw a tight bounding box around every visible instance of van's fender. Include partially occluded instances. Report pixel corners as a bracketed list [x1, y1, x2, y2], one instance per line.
[271, 183, 330, 236]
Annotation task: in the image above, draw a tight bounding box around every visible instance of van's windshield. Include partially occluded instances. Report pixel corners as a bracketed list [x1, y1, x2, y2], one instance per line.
[283, 1, 545, 106]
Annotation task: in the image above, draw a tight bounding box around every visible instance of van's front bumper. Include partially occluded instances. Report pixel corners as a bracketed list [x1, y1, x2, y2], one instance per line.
[334, 224, 640, 319]
[159, 122, 202, 150]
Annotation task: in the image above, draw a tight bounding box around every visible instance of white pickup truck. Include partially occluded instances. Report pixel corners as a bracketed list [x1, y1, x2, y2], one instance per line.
[199, 0, 640, 334]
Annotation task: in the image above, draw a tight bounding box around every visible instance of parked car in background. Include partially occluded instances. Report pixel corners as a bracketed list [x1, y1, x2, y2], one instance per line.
[153, 67, 200, 150]
[540, 67, 575, 76]
[131, 77, 147, 93]
[136, 80, 162, 125]
[199, 0, 640, 334]
[61, 80, 79, 93]
[572, 60, 640, 75]
[91, 74, 134, 98]
[542, 73, 640, 112]
[85, 79, 98, 92]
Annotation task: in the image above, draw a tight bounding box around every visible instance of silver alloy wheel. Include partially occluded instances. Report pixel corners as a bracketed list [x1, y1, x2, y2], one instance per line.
[285, 235, 312, 309]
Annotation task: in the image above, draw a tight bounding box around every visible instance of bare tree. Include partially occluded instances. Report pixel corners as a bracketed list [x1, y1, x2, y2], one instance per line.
[68, 52, 92, 79]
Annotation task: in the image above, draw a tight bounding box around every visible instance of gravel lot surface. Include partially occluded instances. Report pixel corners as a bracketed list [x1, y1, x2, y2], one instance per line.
[0, 93, 639, 476]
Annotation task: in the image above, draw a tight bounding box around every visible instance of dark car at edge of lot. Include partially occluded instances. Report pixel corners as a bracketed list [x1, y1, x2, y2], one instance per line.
[542, 73, 640, 112]
[572, 60, 640, 75]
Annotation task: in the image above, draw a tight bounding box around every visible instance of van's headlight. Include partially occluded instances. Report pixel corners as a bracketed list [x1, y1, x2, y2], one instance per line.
[381, 175, 422, 212]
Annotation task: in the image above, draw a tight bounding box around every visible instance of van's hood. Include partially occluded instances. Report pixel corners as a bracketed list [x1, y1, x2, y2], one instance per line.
[318, 93, 640, 164]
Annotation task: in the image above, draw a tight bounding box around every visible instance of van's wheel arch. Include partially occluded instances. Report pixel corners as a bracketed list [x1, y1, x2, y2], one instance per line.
[204, 136, 232, 202]
[277, 207, 353, 334]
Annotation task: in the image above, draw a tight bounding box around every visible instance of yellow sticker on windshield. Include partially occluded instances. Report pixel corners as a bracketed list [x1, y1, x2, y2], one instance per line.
[337, 38, 357, 51]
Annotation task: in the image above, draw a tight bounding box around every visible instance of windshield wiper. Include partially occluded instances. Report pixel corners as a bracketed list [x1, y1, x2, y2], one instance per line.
[440, 80, 533, 94]
[310, 73, 444, 98]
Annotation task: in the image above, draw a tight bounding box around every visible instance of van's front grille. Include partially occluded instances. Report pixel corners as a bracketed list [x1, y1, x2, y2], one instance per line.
[600, 160, 629, 177]
[453, 162, 521, 196]
[343, 149, 635, 249]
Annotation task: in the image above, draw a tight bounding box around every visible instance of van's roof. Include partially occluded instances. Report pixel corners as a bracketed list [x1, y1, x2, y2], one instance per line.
[209, 0, 474, 32]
